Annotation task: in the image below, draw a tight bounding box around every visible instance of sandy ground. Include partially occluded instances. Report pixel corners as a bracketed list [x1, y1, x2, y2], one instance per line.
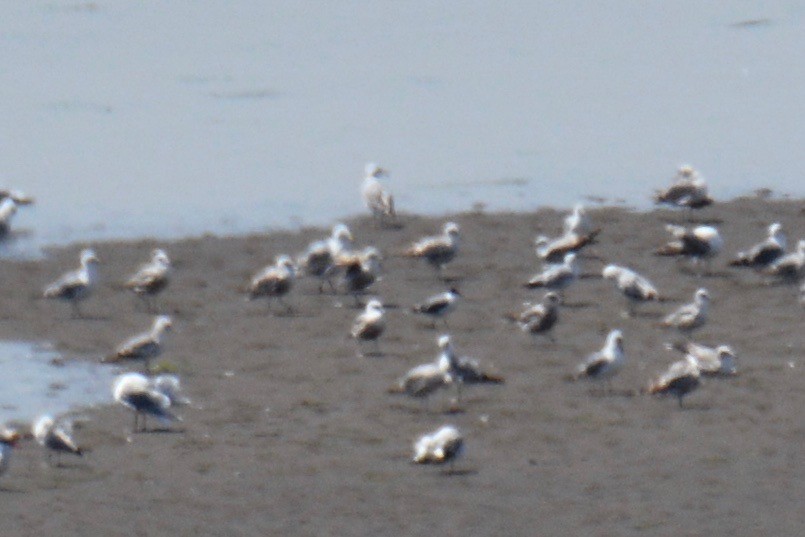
[0, 197, 802, 536]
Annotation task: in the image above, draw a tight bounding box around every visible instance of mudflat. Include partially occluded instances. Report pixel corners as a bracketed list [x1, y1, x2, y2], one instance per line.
[0, 197, 802, 536]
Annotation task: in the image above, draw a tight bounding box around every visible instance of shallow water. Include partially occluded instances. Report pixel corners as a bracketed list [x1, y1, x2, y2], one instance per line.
[1, 2, 803, 253]
[0, 341, 115, 424]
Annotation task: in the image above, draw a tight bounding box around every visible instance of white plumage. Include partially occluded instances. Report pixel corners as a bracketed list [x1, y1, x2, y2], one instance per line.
[573, 329, 626, 384]
[362, 162, 395, 225]
[125, 248, 171, 312]
[43, 248, 100, 318]
[661, 288, 710, 334]
[412, 424, 464, 471]
[106, 315, 173, 371]
[32, 415, 83, 464]
[403, 222, 460, 275]
[602, 264, 660, 315]
[525, 252, 579, 291]
[112, 372, 181, 433]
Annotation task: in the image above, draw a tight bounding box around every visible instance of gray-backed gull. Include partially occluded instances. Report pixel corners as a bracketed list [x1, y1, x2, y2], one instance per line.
[351, 299, 386, 356]
[412, 288, 460, 328]
[572, 329, 626, 389]
[403, 222, 460, 277]
[105, 315, 173, 371]
[653, 165, 714, 209]
[525, 252, 578, 292]
[413, 424, 464, 473]
[646, 355, 701, 407]
[602, 264, 660, 316]
[32, 415, 83, 465]
[764, 239, 804, 281]
[362, 162, 395, 226]
[389, 340, 452, 405]
[671, 341, 737, 376]
[125, 248, 171, 312]
[43, 248, 100, 318]
[729, 222, 787, 269]
[113, 372, 181, 433]
[656, 224, 722, 272]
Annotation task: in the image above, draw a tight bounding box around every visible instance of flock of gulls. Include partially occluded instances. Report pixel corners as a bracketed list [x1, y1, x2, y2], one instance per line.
[0, 163, 803, 480]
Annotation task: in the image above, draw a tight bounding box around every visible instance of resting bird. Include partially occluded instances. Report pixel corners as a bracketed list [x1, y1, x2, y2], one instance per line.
[124, 248, 171, 312]
[506, 292, 560, 342]
[655, 224, 722, 273]
[341, 247, 382, 304]
[653, 165, 714, 209]
[564, 203, 594, 236]
[43, 248, 100, 318]
[0, 427, 21, 480]
[412, 288, 460, 328]
[105, 315, 173, 371]
[525, 252, 579, 292]
[0, 198, 17, 238]
[351, 299, 386, 356]
[602, 264, 660, 316]
[32, 415, 83, 465]
[361, 162, 395, 226]
[534, 230, 599, 263]
[113, 372, 181, 433]
[572, 329, 626, 390]
[412, 425, 465, 473]
[403, 222, 460, 277]
[660, 288, 709, 335]
[298, 223, 354, 292]
[671, 341, 738, 376]
[389, 340, 452, 406]
[763, 239, 805, 281]
[646, 355, 701, 408]
[248, 255, 296, 313]
[729, 222, 787, 270]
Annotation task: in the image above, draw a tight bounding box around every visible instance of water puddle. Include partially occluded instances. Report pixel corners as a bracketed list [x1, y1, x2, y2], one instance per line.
[0, 341, 115, 424]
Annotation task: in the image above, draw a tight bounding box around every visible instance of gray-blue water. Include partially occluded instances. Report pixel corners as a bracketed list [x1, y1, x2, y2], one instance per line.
[0, 341, 115, 423]
[1, 2, 803, 253]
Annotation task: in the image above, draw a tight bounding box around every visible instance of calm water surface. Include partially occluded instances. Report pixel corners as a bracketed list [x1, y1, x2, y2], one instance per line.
[1, 2, 803, 253]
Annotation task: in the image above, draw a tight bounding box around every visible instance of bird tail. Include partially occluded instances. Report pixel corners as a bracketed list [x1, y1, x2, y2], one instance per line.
[386, 383, 406, 395]
[480, 372, 505, 384]
[654, 243, 682, 256]
[728, 253, 750, 267]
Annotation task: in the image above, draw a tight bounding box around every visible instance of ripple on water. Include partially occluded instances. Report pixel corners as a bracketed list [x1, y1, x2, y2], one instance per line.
[0, 341, 116, 424]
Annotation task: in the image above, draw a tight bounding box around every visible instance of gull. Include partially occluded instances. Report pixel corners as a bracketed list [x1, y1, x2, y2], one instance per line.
[764, 239, 805, 281]
[412, 288, 460, 328]
[341, 247, 383, 304]
[124, 248, 171, 312]
[151, 374, 192, 407]
[660, 288, 709, 336]
[646, 355, 701, 408]
[564, 203, 594, 236]
[534, 230, 599, 263]
[671, 341, 738, 376]
[389, 341, 452, 407]
[655, 224, 722, 273]
[32, 415, 83, 466]
[351, 299, 386, 356]
[362, 162, 395, 226]
[403, 222, 460, 278]
[105, 315, 173, 372]
[505, 292, 560, 342]
[525, 252, 578, 292]
[412, 424, 464, 473]
[0, 427, 21, 480]
[653, 165, 714, 209]
[0, 188, 34, 205]
[43, 248, 100, 318]
[0, 198, 17, 238]
[602, 264, 660, 316]
[572, 329, 626, 391]
[112, 372, 180, 433]
[248, 255, 296, 313]
[439, 335, 504, 405]
[298, 223, 354, 292]
[729, 222, 787, 269]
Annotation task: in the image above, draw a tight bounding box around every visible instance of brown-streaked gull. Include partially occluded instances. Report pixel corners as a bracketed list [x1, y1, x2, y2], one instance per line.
[105, 315, 173, 372]
[43, 248, 100, 318]
[646, 355, 701, 408]
[506, 291, 560, 342]
[602, 264, 660, 316]
[403, 222, 460, 278]
[671, 341, 737, 376]
[248, 255, 296, 313]
[124, 248, 171, 312]
[660, 288, 709, 335]
[298, 223, 354, 292]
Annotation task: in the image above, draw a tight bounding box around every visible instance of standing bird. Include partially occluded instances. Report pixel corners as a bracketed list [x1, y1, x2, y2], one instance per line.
[362, 162, 395, 226]
[412, 425, 465, 473]
[112, 372, 180, 433]
[0, 198, 17, 238]
[0, 427, 21, 480]
[525, 252, 579, 293]
[572, 329, 626, 391]
[439, 335, 504, 405]
[534, 230, 599, 263]
[655, 224, 723, 273]
[105, 315, 173, 372]
[506, 292, 561, 342]
[248, 255, 296, 313]
[341, 247, 383, 304]
[564, 203, 594, 237]
[671, 341, 738, 376]
[764, 239, 805, 281]
[298, 223, 354, 292]
[403, 222, 461, 279]
[0, 188, 34, 205]
[729, 222, 787, 270]
[389, 341, 452, 407]
[646, 355, 701, 408]
[653, 165, 714, 209]
[43, 248, 100, 318]
[602, 264, 660, 316]
[351, 299, 386, 356]
[124, 248, 171, 313]
[412, 288, 460, 328]
[32, 415, 83, 466]
[660, 288, 710, 336]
